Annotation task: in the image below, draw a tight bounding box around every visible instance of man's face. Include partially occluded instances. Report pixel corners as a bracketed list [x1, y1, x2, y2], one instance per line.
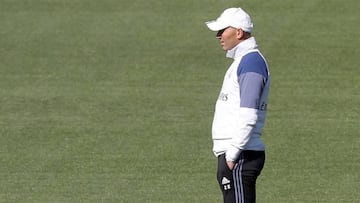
[216, 27, 241, 51]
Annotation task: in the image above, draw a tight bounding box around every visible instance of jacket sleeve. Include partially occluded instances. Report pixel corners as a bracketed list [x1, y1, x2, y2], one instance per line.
[226, 107, 258, 162]
[225, 61, 267, 162]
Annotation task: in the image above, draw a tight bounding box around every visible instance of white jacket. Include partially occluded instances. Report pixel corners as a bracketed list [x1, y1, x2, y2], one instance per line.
[212, 37, 270, 162]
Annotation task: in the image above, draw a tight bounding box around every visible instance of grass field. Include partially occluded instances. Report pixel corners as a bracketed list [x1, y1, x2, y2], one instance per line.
[1, 0, 360, 202]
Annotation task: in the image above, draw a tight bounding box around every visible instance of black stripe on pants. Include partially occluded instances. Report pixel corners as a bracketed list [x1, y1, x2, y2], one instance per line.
[217, 151, 265, 203]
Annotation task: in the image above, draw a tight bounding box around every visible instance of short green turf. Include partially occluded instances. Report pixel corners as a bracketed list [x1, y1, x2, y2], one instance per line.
[1, 0, 359, 202]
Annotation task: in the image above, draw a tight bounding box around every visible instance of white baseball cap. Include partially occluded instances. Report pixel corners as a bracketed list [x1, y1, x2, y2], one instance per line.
[205, 7, 253, 33]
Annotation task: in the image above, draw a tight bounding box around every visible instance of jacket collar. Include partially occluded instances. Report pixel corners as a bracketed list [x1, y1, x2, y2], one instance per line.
[226, 37, 258, 59]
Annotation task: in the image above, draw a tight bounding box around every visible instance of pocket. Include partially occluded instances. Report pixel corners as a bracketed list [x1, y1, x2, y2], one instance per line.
[217, 155, 228, 175]
[217, 154, 233, 190]
[223, 156, 233, 171]
[218, 154, 233, 172]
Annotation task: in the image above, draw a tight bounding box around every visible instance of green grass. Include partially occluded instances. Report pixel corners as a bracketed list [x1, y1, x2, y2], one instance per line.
[1, 0, 360, 202]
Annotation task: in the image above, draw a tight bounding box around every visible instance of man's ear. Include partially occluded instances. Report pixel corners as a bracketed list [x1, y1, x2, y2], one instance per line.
[236, 29, 244, 40]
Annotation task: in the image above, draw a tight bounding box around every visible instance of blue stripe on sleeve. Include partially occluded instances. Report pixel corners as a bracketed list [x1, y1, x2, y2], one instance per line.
[237, 52, 268, 79]
[237, 52, 268, 109]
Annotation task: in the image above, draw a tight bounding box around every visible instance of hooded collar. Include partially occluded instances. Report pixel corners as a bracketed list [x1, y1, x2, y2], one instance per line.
[226, 37, 258, 59]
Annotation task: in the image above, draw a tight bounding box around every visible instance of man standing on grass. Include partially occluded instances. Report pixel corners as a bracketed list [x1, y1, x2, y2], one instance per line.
[205, 7, 270, 203]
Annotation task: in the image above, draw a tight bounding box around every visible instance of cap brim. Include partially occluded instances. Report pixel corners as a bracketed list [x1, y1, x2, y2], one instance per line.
[205, 20, 228, 31]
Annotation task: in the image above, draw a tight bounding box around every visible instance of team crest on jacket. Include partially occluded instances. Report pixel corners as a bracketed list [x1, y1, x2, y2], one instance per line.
[218, 92, 228, 101]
